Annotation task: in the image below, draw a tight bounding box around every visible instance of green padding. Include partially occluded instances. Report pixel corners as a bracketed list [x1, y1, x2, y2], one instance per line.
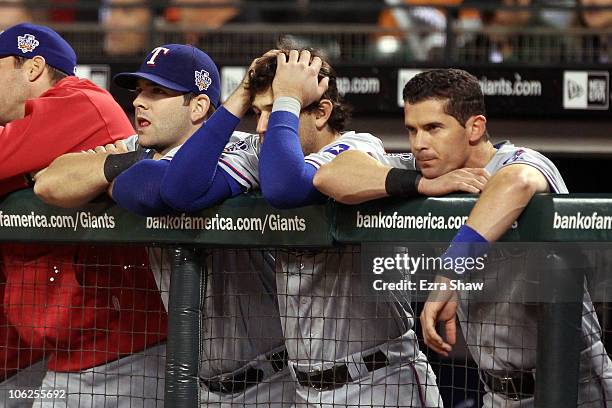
[0, 189, 333, 247]
[1, 190, 612, 245]
[548, 194, 612, 242]
[333, 194, 612, 242]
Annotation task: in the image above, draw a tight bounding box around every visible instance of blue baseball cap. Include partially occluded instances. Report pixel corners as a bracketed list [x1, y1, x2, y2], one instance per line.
[114, 44, 221, 108]
[0, 23, 77, 76]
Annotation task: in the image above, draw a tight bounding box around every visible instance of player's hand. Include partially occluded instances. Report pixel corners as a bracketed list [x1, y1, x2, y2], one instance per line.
[225, 49, 281, 118]
[84, 140, 129, 155]
[420, 276, 458, 357]
[272, 49, 329, 107]
[30, 168, 47, 182]
[418, 168, 490, 196]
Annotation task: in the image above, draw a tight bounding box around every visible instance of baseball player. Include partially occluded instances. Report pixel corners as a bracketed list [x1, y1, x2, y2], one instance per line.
[35, 44, 295, 407]
[156, 48, 449, 407]
[0, 23, 167, 407]
[314, 68, 612, 407]
[251, 48, 444, 408]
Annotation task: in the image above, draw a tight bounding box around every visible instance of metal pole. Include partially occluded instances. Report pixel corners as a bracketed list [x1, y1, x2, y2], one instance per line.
[165, 247, 204, 408]
[534, 249, 584, 408]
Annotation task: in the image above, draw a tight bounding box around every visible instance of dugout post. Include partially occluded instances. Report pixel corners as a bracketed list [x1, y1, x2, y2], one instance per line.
[532, 250, 585, 408]
[165, 247, 203, 408]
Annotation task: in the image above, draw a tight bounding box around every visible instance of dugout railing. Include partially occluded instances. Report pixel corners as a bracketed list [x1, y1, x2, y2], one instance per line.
[1, 189, 611, 407]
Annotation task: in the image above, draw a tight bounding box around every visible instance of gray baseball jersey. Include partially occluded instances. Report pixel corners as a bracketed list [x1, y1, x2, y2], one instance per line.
[125, 135, 286, 378]
[218, 131, 262, 191]
[218, 130, 441, 407]
[457, 142, 611, 405]
[218, 131, 421, 365]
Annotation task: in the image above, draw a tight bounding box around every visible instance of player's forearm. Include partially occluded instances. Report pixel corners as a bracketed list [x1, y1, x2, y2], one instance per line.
[465, 165, 548, 241]
[260, 110, 325, 208]
[33, 152, 110, 208]
[313, 150, 391, 204]
[223, 82, 251, 118]
[162, 107, 240, 208]
[113, 160, 174, 216]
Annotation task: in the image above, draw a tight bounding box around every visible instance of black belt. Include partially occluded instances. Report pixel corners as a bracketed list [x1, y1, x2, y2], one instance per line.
[202, 349, 289, 395]
[295, 350, 390, 392]
[482, 371, 536, 400]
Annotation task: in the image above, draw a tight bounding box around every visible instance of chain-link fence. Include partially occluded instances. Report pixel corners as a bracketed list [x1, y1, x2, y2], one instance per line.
[1, 191, 611, 407]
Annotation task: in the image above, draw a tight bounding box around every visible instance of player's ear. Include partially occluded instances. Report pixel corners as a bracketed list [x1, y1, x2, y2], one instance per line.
[190, 94, 211, 123]
[25, 56, 47, 82]
[314, 99, 333, 130]
[466, 114, 487, 143]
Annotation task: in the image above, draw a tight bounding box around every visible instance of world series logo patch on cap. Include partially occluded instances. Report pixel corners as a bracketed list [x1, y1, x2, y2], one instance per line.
[17, 34, 39, 53]
[195, 70, 212, 91]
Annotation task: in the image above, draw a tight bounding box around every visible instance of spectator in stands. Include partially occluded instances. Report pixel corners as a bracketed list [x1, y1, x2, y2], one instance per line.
[101, 0, 152, 56]
[459, 0, 569, 63]
[164, 0, 260, 46]
[374, 0, 481, 61]
[0, 0, 34, 29]
[49, 0, 100, 23]
[539, 0, 576, 29]
[580, 0, 612, 27]
[0, 23, 167, 406]
[576, 0, 612, 62]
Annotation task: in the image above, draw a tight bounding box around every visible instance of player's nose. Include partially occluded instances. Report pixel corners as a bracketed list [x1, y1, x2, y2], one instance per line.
[133, 93, 147, 110]
[256, 112, 270, 135]
[410, 129, 428, 151]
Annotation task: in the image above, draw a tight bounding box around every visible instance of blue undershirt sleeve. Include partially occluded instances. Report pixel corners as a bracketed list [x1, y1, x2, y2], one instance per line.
[112, 159, 174, 216]
[160, 106, 244, 211]
[259, 110, 326, 209]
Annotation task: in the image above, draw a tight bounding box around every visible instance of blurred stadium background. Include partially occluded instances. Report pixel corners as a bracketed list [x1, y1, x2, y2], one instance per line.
[2, 0, 610, 194]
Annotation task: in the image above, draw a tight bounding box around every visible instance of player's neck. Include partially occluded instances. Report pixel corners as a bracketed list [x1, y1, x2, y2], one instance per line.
[466, 140, 497, 168]
[314, 129, 340, 152]
[30, 76, 56, 99]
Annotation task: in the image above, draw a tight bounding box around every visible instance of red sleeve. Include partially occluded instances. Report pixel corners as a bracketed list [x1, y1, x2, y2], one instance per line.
[0, 268, 44, 380]
[0, 80, 134, 181]
[0, 176, 28, 196]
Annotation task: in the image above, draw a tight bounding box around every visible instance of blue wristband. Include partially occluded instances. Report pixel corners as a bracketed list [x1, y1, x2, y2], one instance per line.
[440, 225, 489, 277]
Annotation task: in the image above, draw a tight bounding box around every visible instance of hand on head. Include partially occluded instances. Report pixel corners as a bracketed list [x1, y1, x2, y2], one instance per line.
[272, 49, 329, 107]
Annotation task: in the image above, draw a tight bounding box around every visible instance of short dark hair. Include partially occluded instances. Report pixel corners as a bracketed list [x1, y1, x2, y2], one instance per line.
[246, 48, 351, 133]
[403, 69, 486, 127]
[13, 55, 68, 84]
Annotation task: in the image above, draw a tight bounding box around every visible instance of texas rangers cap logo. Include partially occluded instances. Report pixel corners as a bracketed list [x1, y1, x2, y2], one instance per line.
[17, 34, 40, 53]
[195, 69, 212, 91]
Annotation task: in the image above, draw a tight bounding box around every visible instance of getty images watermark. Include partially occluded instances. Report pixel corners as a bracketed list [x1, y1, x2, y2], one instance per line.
[371, 251, 486, 292]
[360, 242, 612, 303]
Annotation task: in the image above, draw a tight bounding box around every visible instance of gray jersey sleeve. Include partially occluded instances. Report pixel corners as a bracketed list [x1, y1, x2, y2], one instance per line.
[217, 132, 261, 191]
[304, 131, 387, 168]
[371, 152, 417, 170]
[487, 143, 569, 193]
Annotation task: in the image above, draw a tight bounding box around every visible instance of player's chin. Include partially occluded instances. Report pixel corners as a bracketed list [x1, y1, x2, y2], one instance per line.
[136, 131, 153, 145]
[420, 167, 443, 180]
